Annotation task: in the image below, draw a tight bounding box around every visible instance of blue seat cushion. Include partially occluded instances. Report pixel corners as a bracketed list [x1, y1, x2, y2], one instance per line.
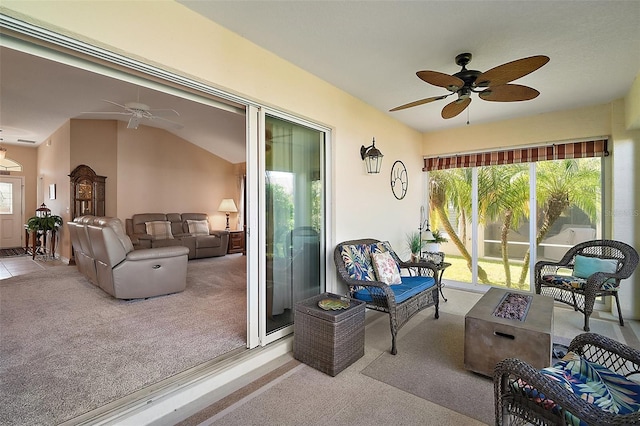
[353, 276, 436, 304]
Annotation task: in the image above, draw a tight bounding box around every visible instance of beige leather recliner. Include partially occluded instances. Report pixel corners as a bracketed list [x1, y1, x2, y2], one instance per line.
[68, 215, 100, 285]
[70, 216, 189, 299]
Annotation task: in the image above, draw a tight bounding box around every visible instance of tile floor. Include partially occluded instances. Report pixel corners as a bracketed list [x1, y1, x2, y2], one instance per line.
[0, 254, 63, 280]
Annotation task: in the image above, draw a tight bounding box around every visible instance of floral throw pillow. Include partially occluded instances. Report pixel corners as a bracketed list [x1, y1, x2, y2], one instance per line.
[371, 241, 393, 255]
[372, 251, 402, 285]
[341, 244, 376, 281]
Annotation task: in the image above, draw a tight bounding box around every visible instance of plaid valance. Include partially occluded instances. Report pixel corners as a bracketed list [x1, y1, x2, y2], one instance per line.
[423, 139, 608, 171]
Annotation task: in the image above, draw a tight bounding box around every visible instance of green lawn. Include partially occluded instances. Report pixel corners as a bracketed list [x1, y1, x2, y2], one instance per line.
[443, 255, 532, 290]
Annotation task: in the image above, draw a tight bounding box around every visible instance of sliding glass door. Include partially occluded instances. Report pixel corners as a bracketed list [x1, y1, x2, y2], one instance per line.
[262, 113, 326, 339]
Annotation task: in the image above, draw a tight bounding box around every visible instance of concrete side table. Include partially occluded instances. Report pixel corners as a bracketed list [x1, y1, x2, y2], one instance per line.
[464, 287, 554, 377]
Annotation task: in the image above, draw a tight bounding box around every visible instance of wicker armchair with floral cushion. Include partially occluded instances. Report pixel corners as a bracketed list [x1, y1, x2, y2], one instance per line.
[535, 239, 639, 332]
[334, 238, 439, 355]
[494, 332, 640, 426]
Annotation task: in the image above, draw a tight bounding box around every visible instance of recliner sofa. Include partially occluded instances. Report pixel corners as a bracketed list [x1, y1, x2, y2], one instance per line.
[126, 213, 229, 260]
[68, 216, 189, 299]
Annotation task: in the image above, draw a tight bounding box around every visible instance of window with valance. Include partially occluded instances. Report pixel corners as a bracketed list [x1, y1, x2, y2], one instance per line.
[423, 138, 607, 292]
[423, 139, 608, 171]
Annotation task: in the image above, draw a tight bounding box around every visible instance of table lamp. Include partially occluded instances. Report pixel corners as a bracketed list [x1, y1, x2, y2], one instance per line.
[218, 198, 238, 230]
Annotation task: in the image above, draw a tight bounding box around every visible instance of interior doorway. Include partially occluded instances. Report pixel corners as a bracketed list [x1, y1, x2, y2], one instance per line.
[0, 176, 24, 249]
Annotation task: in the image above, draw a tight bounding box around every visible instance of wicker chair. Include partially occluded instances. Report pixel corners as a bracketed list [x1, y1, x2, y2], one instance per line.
[334, 238, 439, 355]
[494, 333, 640, 426]
[535, 239, 639, 332]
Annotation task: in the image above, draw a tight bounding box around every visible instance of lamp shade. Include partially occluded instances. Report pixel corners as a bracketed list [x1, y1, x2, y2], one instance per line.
[218, 198, 238, 213]
[422, 229, 435, 241]
[0, 147, 6, 160]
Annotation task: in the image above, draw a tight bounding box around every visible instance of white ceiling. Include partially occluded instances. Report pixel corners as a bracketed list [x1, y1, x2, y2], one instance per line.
[1, 1, 639, 163]
[180, 0, 640, 132]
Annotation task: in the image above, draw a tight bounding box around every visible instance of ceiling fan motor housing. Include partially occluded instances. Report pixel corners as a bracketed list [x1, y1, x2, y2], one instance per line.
[124, 102, 150, 112]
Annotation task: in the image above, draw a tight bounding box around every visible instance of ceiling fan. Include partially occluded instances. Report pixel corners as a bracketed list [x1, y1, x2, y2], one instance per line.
[390, 53, 550, 119]
[85, 100, 183, 130]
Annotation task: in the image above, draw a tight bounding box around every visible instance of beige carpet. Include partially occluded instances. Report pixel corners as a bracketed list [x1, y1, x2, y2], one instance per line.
[0, 254, 246, 426]
[361, 312, 495, 424]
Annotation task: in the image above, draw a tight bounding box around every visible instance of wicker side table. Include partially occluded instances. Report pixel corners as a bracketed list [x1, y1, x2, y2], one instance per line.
[294, 292, 365, 376]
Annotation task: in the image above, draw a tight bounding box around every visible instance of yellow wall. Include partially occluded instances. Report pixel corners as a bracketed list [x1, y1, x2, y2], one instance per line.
[116, 120, 238, 229]
[36, 121, 71, 257]
[70, 119, 118, 217]
[626, 73, 640, 130]
[422, 103, 612, 155]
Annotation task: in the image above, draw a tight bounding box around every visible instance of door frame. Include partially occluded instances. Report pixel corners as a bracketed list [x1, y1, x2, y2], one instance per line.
[0, 175, 25, 249]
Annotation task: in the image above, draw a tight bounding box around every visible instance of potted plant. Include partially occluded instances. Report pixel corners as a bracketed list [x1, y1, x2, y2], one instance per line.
[27, 214, 63, 233]
[424, 229, 448, 253]
[27, 213, 63, 258]
[406, 231, 423, 262]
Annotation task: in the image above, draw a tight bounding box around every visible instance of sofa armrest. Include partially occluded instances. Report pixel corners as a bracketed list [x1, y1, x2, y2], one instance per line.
[126, 246, 189, 260]
[210, 230, 229, 237]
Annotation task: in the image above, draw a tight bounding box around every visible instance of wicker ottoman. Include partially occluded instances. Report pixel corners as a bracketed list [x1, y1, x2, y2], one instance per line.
[294, 293, 365, 376]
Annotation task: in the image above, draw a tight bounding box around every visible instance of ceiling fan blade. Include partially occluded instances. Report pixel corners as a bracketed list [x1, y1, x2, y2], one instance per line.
[441, 97, 471, 119]
[475, 55, 549, 87]
[149, 115, 184, 130]
[479, 84, 540, 102]
[389, 95, 449, 112]
[149, 108, 180, 117]
[417, 70, 464, 91]
[80, 111, 130, 116]
[101, 99, 128, 110]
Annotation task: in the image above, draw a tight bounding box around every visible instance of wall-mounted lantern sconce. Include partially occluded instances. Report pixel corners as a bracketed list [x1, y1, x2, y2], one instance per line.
[360, 137, 384, 174]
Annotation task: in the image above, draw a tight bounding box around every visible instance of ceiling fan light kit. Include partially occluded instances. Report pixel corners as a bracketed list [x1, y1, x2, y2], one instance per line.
[391, 52, 549, 119]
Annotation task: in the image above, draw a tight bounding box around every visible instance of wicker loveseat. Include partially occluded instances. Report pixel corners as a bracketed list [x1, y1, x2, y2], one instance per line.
[334, 238, 440, 355]
[494, 333, 640, 426]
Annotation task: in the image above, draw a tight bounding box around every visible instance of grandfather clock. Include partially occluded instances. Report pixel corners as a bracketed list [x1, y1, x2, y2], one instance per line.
[69, 164, 106, 219]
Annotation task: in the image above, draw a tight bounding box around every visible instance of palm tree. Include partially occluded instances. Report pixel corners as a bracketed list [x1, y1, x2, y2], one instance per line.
[516, 158, 600, 285]
[430, 169, 490, 283]
[478, 164, 530, 288]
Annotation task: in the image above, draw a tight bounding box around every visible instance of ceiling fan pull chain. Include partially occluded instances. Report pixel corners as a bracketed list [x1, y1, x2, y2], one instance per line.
[467, 106, 470, 125]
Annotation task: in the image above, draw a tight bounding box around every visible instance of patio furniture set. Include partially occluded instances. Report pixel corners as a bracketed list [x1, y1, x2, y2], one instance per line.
[320, 236, 639, 425]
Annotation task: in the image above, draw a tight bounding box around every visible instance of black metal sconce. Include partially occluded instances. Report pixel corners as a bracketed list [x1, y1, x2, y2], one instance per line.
[360, 138, 384, 174]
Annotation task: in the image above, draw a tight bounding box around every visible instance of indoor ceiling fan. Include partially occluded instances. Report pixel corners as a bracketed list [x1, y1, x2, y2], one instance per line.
[390, 53, 550, 119]
[84, 100, 183, 130]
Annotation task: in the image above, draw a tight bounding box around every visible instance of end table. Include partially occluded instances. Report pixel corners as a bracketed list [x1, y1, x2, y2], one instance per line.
[227, 230, 245, 254]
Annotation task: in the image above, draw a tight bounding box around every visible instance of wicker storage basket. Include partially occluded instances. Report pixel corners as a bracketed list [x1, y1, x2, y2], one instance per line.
[294, 292, 365, 376]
